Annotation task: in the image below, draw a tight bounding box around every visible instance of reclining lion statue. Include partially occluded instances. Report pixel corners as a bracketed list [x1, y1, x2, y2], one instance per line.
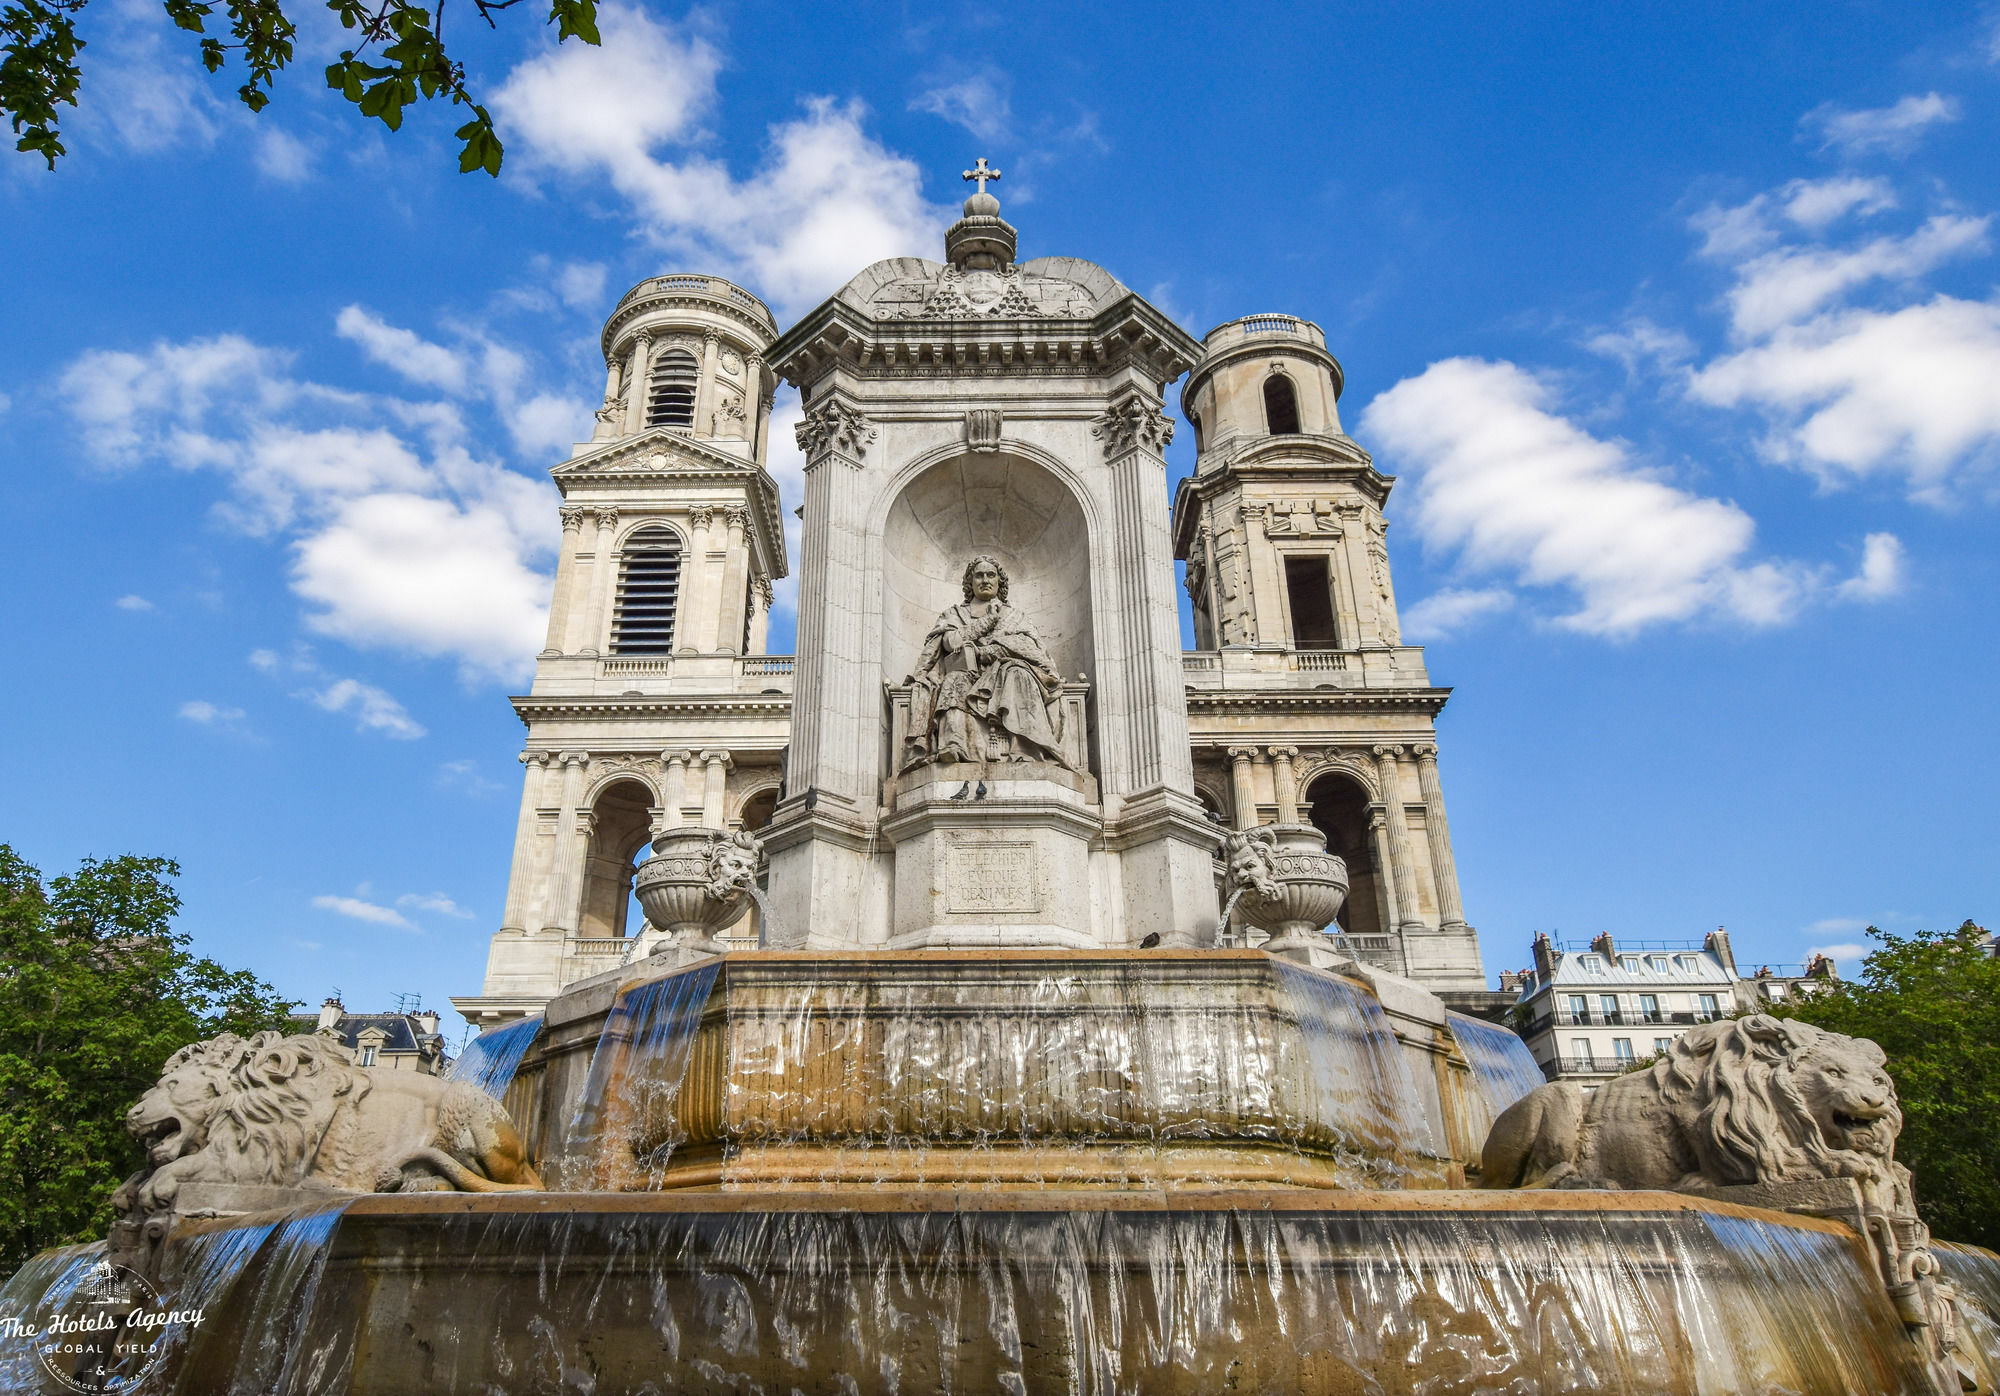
[117, 1029, 543, 1222]
[1480, 1014, 1910, 1209]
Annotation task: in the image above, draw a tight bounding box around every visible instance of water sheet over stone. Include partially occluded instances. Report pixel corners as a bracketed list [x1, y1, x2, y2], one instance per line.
[443, 1014, 543, 1100]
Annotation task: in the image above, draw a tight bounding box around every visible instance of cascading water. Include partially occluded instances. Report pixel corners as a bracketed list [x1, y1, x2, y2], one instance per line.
[1445, 1010, 1545, 1116]
[560, 960, 721, 1188]
[443, 1015, 543, 1100]
[0, 1243, 108, 1391]
[1274, 961, 1440, 1180]
[1934, 1240, 2000, 1386]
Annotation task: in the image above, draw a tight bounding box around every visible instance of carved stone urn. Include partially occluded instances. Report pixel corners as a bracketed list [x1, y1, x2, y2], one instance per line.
[634, 826, 763, 956]
[1221, 823, 1349, 954]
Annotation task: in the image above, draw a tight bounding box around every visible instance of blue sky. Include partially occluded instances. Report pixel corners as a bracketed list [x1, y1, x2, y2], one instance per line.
[3, 2, 1996, 1043]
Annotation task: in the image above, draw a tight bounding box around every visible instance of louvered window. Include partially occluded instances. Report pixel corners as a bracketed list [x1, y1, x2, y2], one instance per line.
[611, 530, 681, 654]
[646, 351, 698, 428]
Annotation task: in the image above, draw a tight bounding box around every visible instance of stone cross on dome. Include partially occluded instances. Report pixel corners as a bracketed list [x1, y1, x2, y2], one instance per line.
[962, 157, 1001, 194]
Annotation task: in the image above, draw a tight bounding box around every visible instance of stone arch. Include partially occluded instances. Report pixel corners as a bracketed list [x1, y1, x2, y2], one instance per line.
[578, 777, 656, 939]
[1304, 767, 1386, 939]
[876, 448, 1097, 736]
[731, 782, 780, 832]
[612, 516, 690, 552]
[1263, 370, 1301, 435]
[1191, 775, 1232, 828]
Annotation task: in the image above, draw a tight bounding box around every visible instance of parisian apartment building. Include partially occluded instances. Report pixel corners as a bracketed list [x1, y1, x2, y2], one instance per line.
[1501, 930, 1840, 1088]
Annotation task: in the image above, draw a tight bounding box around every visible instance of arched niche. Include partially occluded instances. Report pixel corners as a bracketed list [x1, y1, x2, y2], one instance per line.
[880, 450, 1096, 731]
[580, 778, 655, 940]
[1306, 769, 1385, 939]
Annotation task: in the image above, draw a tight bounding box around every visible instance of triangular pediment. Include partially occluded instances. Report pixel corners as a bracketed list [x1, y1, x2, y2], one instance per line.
[554, 429, 763, 481]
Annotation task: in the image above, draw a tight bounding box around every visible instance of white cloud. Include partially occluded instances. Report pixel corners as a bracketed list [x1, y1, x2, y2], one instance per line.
[763, 393, 806, 622]
[1585, 318, 1695, 375]
[909, 72, 1012, 142]
[60, 327, 559, 681]
[437, 758, 502, 796]
[1836, 533, 1905, 601]
[1360, 358, 1834, 635]
[398, 892, 475, 919]
[1806, 92, 1962, 156]
[1720, 215, 1989, 339]
[556, 262, 607, 308]
[115, 594, 154, 611]
[1779, 176, 1896, 233]
[493, 5, 945, 315]
[305, 676, 426, 739]
[311, 894, 414, 928]
[252, 126, 313, 182]
[1402, 587, 1514, 640]
[178, 699, 245, 725]
[85, 17, 222, 156]
[335, 306, 469, 393]
[1688, 295, 2000, 499]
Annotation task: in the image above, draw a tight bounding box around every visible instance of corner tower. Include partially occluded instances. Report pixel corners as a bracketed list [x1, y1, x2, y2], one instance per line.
[1171, 314, 1485, 991]
[452, 274, 793, 1026]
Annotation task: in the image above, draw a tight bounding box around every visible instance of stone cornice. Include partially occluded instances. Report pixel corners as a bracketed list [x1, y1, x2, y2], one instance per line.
[1170, 446, 1395, 556]
[1185, 687, 1453, 718]
[510, 695, 794, 726]
[767, 294, 1203, 394]
[553, 430, 788, 580]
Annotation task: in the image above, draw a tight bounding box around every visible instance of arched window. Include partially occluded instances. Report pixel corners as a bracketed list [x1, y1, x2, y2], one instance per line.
[646, 351, 698, 428]
[1263, 374, 1300, 435]
[611, 527, 681, 654]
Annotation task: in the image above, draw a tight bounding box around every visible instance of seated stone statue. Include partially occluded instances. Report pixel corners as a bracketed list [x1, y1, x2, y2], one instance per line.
[904, 555, 1071, 769]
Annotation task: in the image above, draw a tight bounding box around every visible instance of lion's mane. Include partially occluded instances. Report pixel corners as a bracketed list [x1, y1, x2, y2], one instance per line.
[202, 1031, 360, 1187]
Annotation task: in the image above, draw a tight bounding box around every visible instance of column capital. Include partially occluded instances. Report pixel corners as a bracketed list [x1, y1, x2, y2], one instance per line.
[1368, 809, 1387, 831]
[559, 505, 588, 532]
[701, 328, 720, 347]
[1226, 745, 1260, 763]
[688, 504, 715, 531]
[590, 506, 619, 531]
[660, 749, 694, 765]
[558, 749, 590, 768]
[723, 504, 750, 532]
[1411, 742, 1439, 761]
[1371, 743, 1404, 761]
[753, 576, 775, 610]
[698, 748, 733, 769]
[1267, 745, 1300, 761]
[520, 750, 549, 767]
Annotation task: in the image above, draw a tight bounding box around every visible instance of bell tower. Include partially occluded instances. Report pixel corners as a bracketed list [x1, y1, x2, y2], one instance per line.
[452, 274, 794, 1026]
[1172, 315, 1485, 991]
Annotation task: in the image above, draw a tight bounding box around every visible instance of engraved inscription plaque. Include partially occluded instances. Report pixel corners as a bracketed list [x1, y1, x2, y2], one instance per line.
[945, 840, 1038, 914]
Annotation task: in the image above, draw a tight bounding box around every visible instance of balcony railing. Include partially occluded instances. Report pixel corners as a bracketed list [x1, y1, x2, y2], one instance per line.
[589, 654, 795, 685]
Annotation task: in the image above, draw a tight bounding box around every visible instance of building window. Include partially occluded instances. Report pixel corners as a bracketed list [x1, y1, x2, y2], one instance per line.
[1579, 956, 1603, 973]
[1619, 956, 1639, 972]
[1263, 374, 1301, 435]
[1697, 993, 1720, 1021]
[1282, 556, 1339, 649]
[611, 528, 682, 654]
[1566, 994, 1587, 1025]
[1647, 955, 1670, 972]
[1571, 1038, 1593, 1067]
[1188, 407, 1205, 455]
[359, 1046, 377, 1067]
[1654, 1037, 1674, 1056]
[1599, 994, 1622, 1025]
[1639, 994, 1661, 1023]
[1764, 982, 1787, 1000]
[1613, 1038, 1635, 1063]
[646, 351, 698, 428]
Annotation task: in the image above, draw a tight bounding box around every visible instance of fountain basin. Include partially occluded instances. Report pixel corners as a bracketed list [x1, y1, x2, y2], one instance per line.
[14, 1188, 1949, 1395]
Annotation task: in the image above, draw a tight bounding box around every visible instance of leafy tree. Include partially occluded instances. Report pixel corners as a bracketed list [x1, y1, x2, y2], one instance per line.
[2, 0, 599, 173]
[1764, 921, 2000, 1249]
[0, 844, 295, 1274]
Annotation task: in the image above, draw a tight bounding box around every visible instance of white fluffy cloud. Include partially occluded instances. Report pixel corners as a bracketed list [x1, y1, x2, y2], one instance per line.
[1718, 215, 1989, 340]
[1401, 587, 1514, 641]
[909, 72, 1013, 142]
[493, 5, 945, 315]
[61, 322, 561, 680]
[398, 892, 476, 919]
[178, 699, 245, 725]
[311, 894, 414, 928]
[1361, 358, 1886, 636]
[1805, 92, 1961, 156]
[1836, 533, 1906, 601]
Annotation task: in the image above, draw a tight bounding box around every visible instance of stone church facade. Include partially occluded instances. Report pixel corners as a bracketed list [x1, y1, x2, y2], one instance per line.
[453, 182, 1485, 1027]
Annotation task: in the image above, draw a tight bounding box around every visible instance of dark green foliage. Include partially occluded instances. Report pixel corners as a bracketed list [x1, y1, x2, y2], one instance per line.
[1766, 922, 2000, 1249]
[0, 845, 295, 1274]
[1, 0, 597, 173]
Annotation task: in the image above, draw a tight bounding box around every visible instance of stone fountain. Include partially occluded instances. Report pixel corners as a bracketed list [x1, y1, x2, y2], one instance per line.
[8, 187, 1999, 1392]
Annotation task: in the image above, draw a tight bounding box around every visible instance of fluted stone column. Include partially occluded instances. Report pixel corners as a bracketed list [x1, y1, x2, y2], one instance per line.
[1269, 745, 1300, 824]
[694, 330, 720, 434]
[717, 506, 751, 654]
[622, 335, 651, 434]
[575, 507, 619, 657]
[661, 750, 692, 828]
[682, 505, 717, 653]
[1372, 744, 1424, 932]
[1413, 743, 1469, 931]
[542, 506, 587, 656]
[1368, 808, 1402, 932]
[498, 751, 549, 933]
[1227, 746, 1260, 830]
[541, 752, 590, 934]
[699, 749, 731, 827]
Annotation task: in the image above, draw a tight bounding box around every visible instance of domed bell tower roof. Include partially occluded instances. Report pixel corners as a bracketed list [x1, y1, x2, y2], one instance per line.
[945, 157, 1017, 270]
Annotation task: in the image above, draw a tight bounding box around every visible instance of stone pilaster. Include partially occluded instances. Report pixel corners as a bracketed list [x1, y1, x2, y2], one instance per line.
[658, 750, 692, 833]
[1413, 743, 1469, 931]
[498, 752, 549, 933]
[622, 335, 651, 435]
[542, 506, 588, 656]
[1372, 744, 1424, 932]
[1368, 807, 1402, 932]
[574, 508, 619, 657]
[695, 330, 720, 435]
[1227, 745, 1261, 830]
[1269, 745, 1300, 824]
[540, 752, 590, 935]
[748, 576, 773, 655]
[717, 506, 751, 654]
[699, 748, 732, 828]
